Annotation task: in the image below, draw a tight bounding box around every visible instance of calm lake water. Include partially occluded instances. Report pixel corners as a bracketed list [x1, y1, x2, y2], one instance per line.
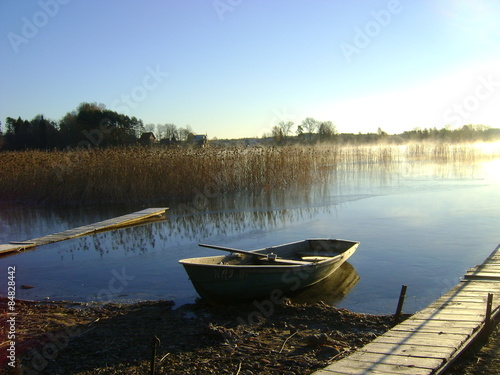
[1, 156, 499, 314]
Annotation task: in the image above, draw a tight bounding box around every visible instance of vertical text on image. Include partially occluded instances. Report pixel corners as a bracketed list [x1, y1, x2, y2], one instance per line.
[7, 266, 17, 368]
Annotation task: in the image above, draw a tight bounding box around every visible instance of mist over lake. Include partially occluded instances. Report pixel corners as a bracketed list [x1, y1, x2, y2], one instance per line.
[2, 144, 499, 314]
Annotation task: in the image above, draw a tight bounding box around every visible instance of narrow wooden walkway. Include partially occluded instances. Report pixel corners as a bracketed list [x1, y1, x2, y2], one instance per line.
[312, 244, 500, 375]
[0, 207, 168, 255]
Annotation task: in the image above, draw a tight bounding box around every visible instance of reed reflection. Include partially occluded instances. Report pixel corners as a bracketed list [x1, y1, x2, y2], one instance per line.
[1, 151, 498, 309]
[63, 198, 336, 258]
[2, 155, 493, 260]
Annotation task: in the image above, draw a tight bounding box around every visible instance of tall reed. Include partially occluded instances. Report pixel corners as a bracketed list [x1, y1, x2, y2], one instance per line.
[0, 142, 498, 206]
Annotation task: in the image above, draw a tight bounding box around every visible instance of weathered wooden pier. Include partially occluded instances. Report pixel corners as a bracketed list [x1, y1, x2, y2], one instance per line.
[313, 244, 500, 375]
[0, 207, 168, 255]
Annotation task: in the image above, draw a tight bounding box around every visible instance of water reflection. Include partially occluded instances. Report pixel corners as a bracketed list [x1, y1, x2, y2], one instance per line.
[288, 262, 360, 305]
[1, 158, 499, 314]
[1, 159, 487, 250]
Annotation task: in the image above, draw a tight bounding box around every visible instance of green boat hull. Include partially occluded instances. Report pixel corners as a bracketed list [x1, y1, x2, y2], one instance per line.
[179, 239, 359, 302]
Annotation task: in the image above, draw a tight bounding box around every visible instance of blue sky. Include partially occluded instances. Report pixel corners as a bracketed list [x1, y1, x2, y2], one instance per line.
[1, 0, 500, 139]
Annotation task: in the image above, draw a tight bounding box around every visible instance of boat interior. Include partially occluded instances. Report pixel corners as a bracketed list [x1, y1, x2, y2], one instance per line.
[183, 239, 357, 266]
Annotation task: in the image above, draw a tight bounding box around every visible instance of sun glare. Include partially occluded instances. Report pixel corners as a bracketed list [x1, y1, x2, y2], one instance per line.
[475, 141, 500, 181]
[473, 140, 500, 155]
[483, 158, 500, 182]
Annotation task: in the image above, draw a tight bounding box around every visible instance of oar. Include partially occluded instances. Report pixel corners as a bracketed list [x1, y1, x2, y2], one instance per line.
[198, 244, 312, 265]
[199, 243, 269, 257]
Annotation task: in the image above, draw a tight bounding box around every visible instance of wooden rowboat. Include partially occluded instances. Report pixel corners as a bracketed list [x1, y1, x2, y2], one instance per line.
[179, 239, 359, 302]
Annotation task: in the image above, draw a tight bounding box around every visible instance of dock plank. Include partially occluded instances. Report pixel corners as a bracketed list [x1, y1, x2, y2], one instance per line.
[465, 272, 500, 280]
[344, 351, 444, 369]
[409, 311, 485, 322]
[470, 265, 500, 271]
[372, 335, 459, 348]
[0, 244, 22, 253]
[358, 342, 455, 358]
[380, 331, 469, 346]
[447, 281, 500, 291]
[393, 322, 477, 335]
[440, 286, 500, 298]
[0, 208, 168, 255]
[428, 299, 493, 309]
[420, 304, 487, 313]
[430, 293, 494, 302]
[318, 360, 432, 375]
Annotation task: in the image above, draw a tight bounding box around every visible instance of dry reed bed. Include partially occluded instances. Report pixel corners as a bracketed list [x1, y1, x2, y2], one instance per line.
[0, 143, 498, 206]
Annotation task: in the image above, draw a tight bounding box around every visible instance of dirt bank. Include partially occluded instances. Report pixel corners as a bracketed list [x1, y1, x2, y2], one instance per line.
[1, 298, 401, 374]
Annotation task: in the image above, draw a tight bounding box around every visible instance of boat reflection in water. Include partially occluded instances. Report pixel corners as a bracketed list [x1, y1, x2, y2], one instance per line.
[287, 262, 359, 305]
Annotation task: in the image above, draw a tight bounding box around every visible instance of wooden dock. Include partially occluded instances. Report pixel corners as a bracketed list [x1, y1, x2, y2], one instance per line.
[312, 244, 500, 375]
[0, 207, 168, 255]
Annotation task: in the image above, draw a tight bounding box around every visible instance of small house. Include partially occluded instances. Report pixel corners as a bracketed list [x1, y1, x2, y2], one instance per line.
[193, 134, 208, 148]
[139, 132, 156, 146]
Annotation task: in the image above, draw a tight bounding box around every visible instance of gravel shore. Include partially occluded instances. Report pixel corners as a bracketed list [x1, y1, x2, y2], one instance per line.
[2, 297, 498, 375]
[1, 298, 397, 374]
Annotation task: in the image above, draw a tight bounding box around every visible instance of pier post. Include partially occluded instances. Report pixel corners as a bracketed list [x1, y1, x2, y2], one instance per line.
[393, 284, 407, 325]
[150, 335, 160, 375]
[485, 293, 494, 332]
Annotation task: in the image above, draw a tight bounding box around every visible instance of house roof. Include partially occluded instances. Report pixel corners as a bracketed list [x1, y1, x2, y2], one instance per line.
[140, 132, 156, 139]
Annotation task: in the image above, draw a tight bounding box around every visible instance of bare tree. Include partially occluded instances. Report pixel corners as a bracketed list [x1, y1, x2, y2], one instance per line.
[301, 117, 319, 134]
[318, 121, 337, 141]
[272, 125, 284, 143]
[377, 127, 388, 137]
[163, 123, 178, 140]
[178, 125, 193, 141]
[296, 125, 304, 136]
[156, 124, 167, 139]
[278, 121, 294, 138]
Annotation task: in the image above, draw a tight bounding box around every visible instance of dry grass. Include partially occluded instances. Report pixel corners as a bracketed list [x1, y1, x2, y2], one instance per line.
[0, 143, 498, 206]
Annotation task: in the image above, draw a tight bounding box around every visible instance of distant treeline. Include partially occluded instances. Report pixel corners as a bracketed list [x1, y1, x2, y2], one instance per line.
[0, 102, 199, 151]
[1, 103, 499, 151]
[266, 117, 500, 145]
[395, 125, 500, 143]
[322, 125, 500, 145]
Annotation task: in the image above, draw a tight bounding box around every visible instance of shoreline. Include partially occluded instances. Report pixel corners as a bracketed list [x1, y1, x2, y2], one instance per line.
[1, 297, 400, 374]
[2, 297, 499, 374]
